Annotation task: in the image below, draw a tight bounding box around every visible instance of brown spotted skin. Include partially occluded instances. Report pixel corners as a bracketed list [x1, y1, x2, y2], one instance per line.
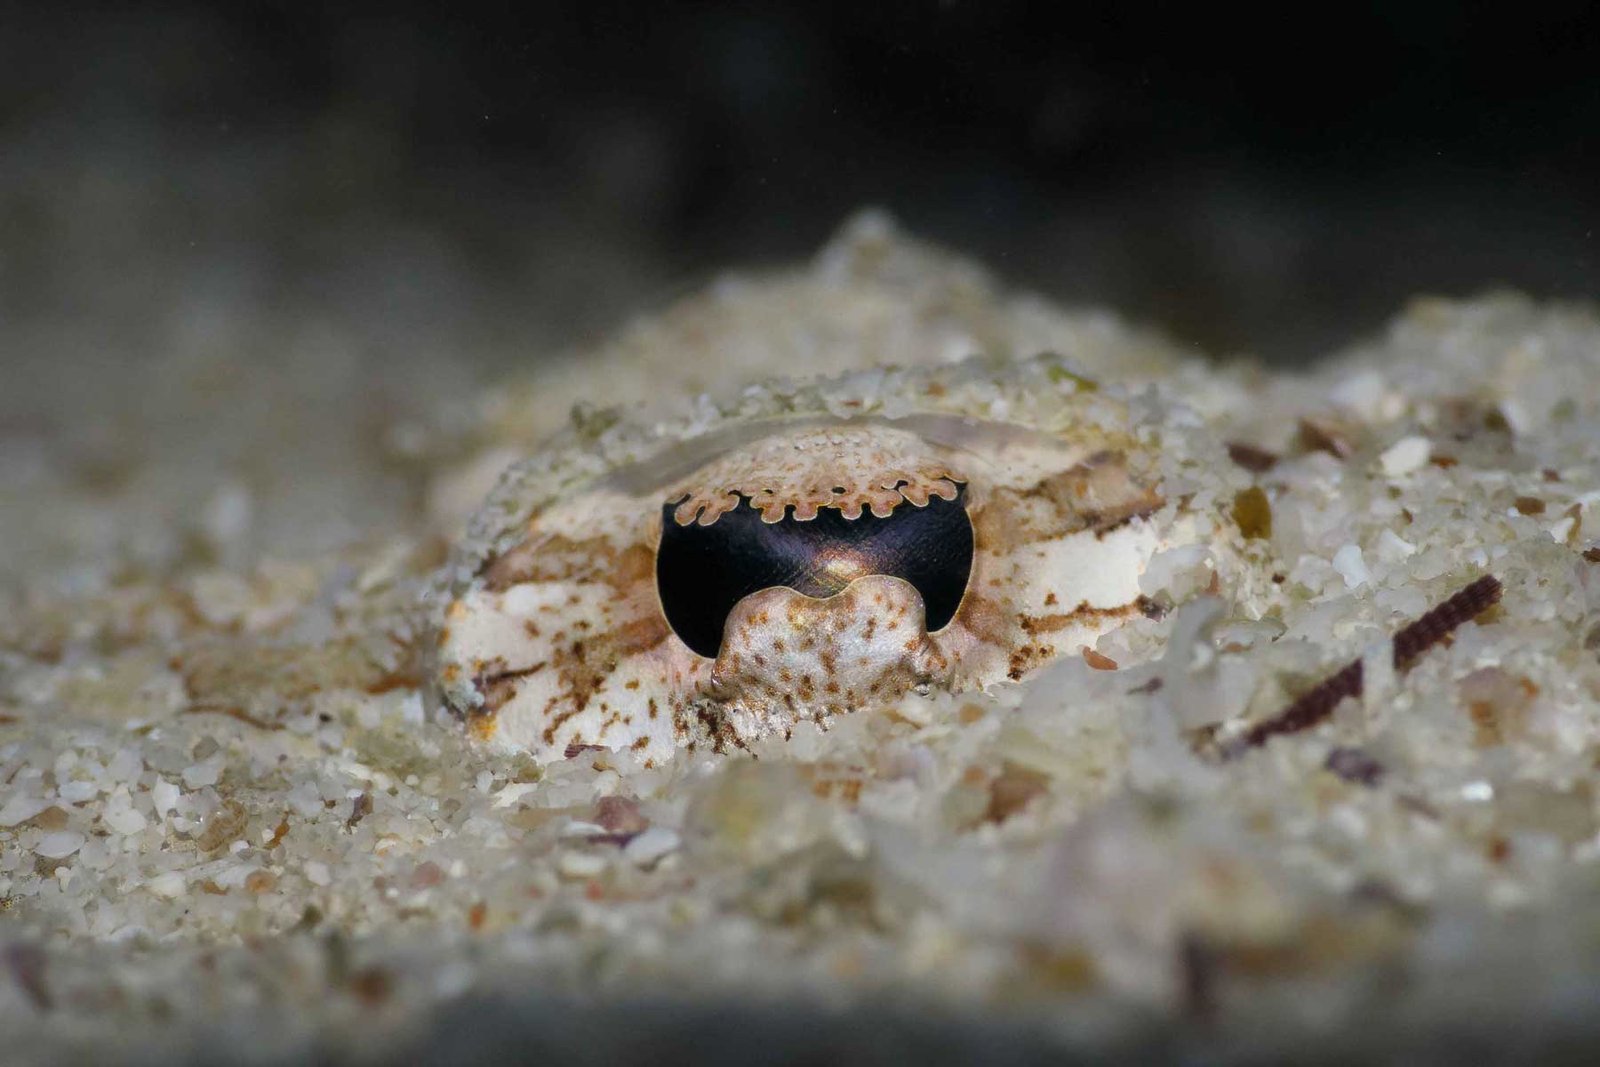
[709, 577, 942, 742]
[435, 422, 1166, 765]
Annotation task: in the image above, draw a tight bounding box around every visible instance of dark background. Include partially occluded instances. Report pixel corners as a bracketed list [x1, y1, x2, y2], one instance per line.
[4, 2, 1598, 373]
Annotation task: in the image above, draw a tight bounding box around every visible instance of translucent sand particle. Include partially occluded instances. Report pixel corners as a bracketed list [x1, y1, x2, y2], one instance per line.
[1332, 543, 1372, 589]
[33, 831, 85, 859]
[1379, 434, 1431, 477]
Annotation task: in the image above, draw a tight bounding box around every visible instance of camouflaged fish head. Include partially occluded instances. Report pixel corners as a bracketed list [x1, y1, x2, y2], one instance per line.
[434, 357, 1170, 766]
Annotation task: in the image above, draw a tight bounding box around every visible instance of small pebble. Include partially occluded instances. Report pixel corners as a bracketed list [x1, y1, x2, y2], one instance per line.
[103, 807, 148, 836]
[244, 870, 278, 894]
[151, 778, 180, 818]
[557, 850, 609, 879]
[1379, 436, 1430, 477]
[35, 831, 86, 859]
[183, 757, 223, 789]
[1231, 486, 1272, 540]
[625, 827, 682, 867]
[59, 780, 100, 803]
[1375, 529, 1417, 563]
[1332, 544, 1372, 590]
[148, 872, 187, 899]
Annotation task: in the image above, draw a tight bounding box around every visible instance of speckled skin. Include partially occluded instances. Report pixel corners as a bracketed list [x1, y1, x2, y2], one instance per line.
[434, 358, 1171, 765]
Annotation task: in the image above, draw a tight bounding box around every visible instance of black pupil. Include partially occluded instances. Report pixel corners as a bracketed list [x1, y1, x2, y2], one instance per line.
[655, 486, 974, 659]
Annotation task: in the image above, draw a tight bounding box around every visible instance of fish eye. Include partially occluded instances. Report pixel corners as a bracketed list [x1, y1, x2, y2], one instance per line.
[655, 484, 975, 658]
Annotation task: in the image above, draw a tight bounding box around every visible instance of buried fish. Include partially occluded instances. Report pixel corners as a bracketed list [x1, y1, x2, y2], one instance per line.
[433, 357, 1178, 765]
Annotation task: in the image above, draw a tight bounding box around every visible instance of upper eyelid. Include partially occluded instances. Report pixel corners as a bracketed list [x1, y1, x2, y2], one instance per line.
[592, 413, 1085, 502]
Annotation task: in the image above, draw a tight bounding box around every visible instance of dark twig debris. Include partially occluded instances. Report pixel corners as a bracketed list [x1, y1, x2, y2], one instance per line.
[1221, 574, 1503, 760]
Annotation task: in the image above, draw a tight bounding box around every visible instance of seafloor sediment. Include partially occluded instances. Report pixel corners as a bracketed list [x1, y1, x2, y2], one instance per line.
[5, 215, 1600, 1063]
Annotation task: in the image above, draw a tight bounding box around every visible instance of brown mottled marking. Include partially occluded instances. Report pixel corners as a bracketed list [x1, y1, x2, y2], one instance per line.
[478, 661, 546, 714]
[1022, 453, 1163, 531]
[1007, 647, 1042, 681]
[955, 593, 1013, 646]
[468, 712, 499, 742]
[483, 533, 655, 594]
[543, 614, 673, 730]
[1021, 600, 1142, 636]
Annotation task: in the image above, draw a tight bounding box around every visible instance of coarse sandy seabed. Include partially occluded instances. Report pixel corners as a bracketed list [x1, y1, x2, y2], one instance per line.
[5, 214, 1600, 1064]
